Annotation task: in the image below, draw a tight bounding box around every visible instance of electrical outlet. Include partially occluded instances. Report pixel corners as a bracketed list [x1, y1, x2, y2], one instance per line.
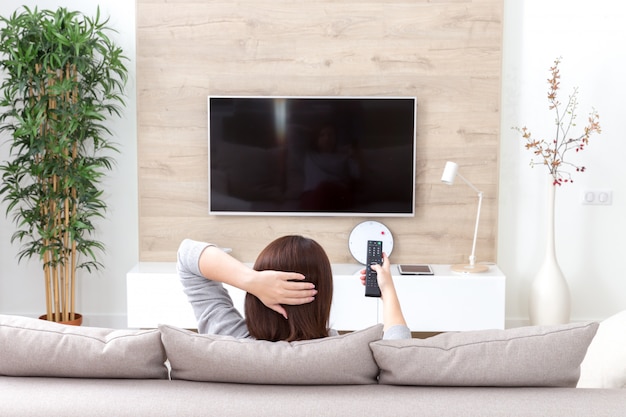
[581, 190, 613, 205]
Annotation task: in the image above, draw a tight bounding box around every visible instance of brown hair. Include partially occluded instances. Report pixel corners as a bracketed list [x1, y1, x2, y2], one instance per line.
[245, 235, 333, 342]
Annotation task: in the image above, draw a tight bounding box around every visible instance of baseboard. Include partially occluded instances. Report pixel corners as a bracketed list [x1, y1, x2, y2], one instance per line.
[505, 318, 531, 328]
[0, 312, 593, 330]
[81, 314, 128, 329]
[0, 312, 128, 329]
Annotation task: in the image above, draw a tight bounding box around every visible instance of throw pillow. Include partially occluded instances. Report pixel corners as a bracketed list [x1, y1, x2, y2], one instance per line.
[577, 310, 626, 388]
[371, 321, 598, 387]
[0, 314, 168, 379]
[159, 323, 383, 384]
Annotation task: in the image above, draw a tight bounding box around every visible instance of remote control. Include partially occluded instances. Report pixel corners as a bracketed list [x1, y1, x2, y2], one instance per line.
[365, 240, 383, 297]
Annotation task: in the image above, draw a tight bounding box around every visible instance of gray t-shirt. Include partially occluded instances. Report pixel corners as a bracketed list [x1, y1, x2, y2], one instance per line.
[177, 238, 411, 340]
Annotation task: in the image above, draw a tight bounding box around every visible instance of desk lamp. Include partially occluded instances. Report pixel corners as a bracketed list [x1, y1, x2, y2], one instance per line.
[441, 161, 489, 273]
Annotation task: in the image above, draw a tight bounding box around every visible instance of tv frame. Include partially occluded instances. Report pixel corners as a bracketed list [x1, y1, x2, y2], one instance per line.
[207, 95, 417, 217]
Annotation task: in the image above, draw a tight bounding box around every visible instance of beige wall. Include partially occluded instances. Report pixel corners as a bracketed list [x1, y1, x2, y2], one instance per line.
[137, 0, 503, 264]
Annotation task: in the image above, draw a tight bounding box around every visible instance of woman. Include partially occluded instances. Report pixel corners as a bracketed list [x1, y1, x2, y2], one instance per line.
[177, 235, 411, 341]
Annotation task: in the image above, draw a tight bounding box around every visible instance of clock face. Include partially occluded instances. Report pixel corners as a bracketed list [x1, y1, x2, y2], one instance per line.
[348, 221, 394, 265]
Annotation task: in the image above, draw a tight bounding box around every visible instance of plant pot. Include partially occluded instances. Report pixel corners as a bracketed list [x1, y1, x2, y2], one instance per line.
[39, 313, 83, 326]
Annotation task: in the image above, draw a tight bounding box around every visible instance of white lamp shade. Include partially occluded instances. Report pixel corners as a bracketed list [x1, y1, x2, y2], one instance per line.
[441, 161, 458, 185]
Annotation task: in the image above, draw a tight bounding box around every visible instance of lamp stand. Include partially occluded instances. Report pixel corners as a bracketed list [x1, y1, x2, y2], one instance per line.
[441, 161, 489, 274]
[453, 186, 488, 274]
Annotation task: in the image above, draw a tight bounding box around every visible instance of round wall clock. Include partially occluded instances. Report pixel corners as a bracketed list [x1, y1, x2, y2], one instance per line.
[348, 221, 394, 264]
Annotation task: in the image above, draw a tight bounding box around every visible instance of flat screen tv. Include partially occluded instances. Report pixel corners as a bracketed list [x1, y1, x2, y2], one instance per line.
[208, 96, 417, 216]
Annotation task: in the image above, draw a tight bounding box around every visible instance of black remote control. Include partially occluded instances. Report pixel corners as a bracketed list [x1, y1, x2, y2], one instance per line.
[365, 240, 383, 297]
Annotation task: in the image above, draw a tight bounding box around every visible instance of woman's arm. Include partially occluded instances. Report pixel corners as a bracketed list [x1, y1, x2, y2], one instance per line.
[359, 252, 408, 332]
[191, 241, 318, 318]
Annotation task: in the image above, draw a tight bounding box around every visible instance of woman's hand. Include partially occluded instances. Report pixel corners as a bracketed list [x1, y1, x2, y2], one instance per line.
[358, 252, 393, 295]
[358, 252, 407, 330]
[246, 270, 317, 319]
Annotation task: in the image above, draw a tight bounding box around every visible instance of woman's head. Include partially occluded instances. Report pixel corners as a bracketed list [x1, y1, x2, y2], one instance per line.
[245, 235, 333, 342]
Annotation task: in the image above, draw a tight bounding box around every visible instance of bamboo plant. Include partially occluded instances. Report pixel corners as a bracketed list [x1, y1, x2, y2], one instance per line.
[0, 6, 128, 322]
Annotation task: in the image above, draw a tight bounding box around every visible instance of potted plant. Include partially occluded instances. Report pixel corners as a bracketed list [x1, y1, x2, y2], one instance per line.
[0, 6, 128, 323]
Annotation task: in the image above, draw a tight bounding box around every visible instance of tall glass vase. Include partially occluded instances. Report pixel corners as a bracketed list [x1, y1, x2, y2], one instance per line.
[529, 181, 571, 325]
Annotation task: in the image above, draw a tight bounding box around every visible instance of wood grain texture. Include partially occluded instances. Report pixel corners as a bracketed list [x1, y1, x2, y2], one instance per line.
[137, 0, 503, 264]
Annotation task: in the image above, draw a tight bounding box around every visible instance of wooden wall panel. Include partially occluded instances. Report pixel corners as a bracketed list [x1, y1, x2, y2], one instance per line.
[137, 0, 503, 264]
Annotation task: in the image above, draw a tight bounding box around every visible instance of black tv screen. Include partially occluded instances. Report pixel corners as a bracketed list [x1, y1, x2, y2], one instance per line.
[208, 96, 417, 216]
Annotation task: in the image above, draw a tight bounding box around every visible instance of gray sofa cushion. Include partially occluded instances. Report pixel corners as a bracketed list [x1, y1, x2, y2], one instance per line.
[160, 323, 383, 384]
[0, 315, 167, 379]
[371, 321, 599, 387]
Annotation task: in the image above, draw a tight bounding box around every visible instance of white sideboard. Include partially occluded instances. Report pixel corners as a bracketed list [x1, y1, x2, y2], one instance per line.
[127, 262, 505, 331]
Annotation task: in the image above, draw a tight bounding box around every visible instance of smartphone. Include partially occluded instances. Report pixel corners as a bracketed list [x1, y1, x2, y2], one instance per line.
[398, 264, 434, 275]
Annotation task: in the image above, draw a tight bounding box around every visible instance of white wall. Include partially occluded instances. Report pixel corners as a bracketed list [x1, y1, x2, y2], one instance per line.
[1, 0, 624, 328]
[499, 0, 626, 324]
[0, 0, 137, 327]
